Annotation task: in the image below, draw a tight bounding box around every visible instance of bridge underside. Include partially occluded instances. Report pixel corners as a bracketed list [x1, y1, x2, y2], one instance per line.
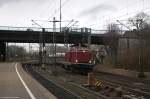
[0, 29, 119, 62]
[0, 30, 104, 44]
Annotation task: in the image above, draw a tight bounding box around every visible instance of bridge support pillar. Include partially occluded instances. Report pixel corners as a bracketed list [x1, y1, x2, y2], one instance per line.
[88, 35, 91, 49]
[0, 42, 6, 62]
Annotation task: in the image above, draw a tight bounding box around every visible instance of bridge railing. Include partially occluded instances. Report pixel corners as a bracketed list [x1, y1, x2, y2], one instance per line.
[0, 26, 43, 31]
[0, 26, 109, 34]
[0, 26, 83, 33]
[0, 26, 67, 32]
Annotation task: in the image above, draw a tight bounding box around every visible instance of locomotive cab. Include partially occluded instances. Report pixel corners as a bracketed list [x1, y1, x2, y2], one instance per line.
[62, 44, 94, 73]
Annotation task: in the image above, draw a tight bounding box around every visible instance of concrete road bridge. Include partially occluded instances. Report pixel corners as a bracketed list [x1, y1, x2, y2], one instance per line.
[0, 26, 120, 61]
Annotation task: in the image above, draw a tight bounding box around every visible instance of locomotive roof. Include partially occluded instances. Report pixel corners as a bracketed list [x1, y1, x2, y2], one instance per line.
[70, 43, 87, 47]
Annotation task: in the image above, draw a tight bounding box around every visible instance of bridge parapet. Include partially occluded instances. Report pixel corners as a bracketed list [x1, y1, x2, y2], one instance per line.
[0, 26, 108, 34]
[0, 26, 56, 32]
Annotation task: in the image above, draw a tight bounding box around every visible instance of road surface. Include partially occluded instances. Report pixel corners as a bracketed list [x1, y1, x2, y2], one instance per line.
[0, 63, 57, 99]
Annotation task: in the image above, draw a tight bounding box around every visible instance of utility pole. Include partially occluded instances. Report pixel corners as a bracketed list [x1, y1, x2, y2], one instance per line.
[39, 29, 43, 67]
[6, 42, 8, 61]
[138, 34, 144, 77]
[137, 19, 145, 78]
[53, 17, 57, 64]
[88, 34, 91, 49]
[31, 20, 44, 67]
[63, 20, 78, 48]
[60, 0, 62, 33]
[29, 43, 31, 59]
[34, 18, 63, 64]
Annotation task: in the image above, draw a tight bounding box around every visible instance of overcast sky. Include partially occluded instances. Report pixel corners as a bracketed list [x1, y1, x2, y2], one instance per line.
[0, 0, 150, 29]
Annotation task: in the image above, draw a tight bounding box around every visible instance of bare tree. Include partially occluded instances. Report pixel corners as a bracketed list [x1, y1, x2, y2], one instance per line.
[128, 12, 150, 49]
[127, 12, 150, 77]
[127, 12, 150, 49]
[128, 12, 150, 30]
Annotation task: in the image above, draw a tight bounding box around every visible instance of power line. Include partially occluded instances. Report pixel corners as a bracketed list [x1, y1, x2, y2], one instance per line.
[108, 0, 150, 21]
[85, 5, 150, 28]
[38, 0, 58, 18]
[111, 6, 150, 20]
[48, 0, 72, 20]
[85, 0, 147, 27]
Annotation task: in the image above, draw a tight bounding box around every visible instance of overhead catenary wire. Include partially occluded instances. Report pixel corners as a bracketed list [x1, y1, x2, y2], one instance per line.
[34, 0, 74, 29]
[85, 0, 149, 28]
[48, 0, 72, 20]
[83, 0, 140, 26]
[38, 0, 58, 18]
[34, 0, 149, 30]
[85, 5, 150, 29]
[31, 20, 44, 66]
[34, 0, 77, 29]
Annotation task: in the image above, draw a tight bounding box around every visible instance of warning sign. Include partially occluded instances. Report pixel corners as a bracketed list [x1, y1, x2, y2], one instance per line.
[95, 80, 102, 90]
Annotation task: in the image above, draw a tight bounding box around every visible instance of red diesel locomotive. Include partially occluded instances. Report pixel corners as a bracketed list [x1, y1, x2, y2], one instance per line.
[62, 44, 94, 73]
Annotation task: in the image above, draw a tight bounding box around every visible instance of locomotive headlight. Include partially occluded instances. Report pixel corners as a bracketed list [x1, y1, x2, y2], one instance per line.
[89, 60, 92, 63]
[75, 59, 78, 63]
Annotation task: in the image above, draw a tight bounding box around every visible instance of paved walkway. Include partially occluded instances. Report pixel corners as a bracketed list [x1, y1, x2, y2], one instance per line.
[0, 62, 57, 99]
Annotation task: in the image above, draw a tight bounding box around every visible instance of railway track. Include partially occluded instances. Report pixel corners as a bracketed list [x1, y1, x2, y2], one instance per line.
[22, 62, 150, 99]
[94, 72, 150, 99]
[22, 63, 83, 99]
